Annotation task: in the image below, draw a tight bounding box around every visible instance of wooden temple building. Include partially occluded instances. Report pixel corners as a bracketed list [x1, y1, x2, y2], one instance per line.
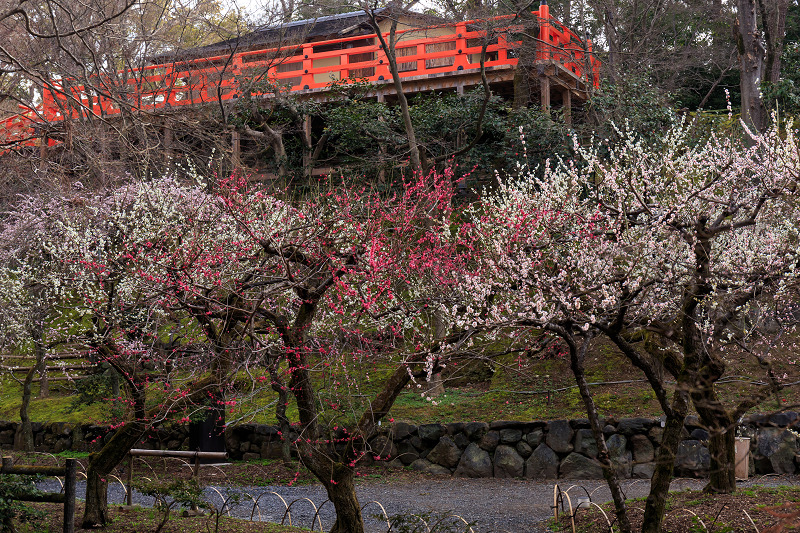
[0, 2, 599, 158]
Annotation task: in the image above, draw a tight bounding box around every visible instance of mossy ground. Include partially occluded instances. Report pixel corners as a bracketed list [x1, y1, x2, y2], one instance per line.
[1, 337, 797, 427]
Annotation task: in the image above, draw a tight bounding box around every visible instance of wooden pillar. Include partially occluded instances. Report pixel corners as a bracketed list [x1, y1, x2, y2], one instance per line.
[456, 83, 464, 96]
[562, 88, 572, 125]
[540, 74, 551, 114]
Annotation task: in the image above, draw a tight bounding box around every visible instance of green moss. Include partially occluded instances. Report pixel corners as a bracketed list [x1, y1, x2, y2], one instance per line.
[0, 378, 109, 423]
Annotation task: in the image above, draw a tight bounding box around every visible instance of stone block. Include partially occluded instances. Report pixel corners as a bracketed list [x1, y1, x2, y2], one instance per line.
[631, 434, 655, 463]
[453, 433, 470, 449]
[418, 424, 446, 444]
[525, 429, 543, 447]
[463, 422, 489, 441]
[574, 429, 598, 458]
[606, 434, 627, 459]
[454, 443, 493, 478]
[396, 441, 420, 465]
[410, 458, 451, 475]
[494, 445, 524, 478]
[675, 440, 710, 477]
[260, 441, 284, 459]
[446, 422, 465, 435]
[525, 444, 558, 479]
[393, 421, 417, 441]
[369, 434, 398, 461]
[757, 428, 798, 474]
[649, 427, 664, 444]
[479, 431, 500, 452]
[499, 428, 522, 444]
[617, 418, 654, 436]
[546, 420, 574, 453]
[516, 441, 533, 459]
[560, 453, 603, 479]
[427, 436, 462, 469]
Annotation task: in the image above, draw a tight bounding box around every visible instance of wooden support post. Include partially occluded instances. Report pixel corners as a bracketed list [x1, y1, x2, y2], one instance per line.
[63, 458, 76, 533]
[2, 456, 76, 533]
[456, 83, 464, 96]
[562, 88, 572, 125]
[540, 74, 551, 114]
[231, 130, 241, 167]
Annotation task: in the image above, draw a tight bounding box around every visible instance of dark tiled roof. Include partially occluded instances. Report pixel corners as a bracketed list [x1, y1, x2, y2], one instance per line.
[154, 8, 432, 62]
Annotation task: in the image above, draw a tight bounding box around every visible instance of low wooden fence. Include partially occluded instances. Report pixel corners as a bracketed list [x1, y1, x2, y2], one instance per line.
[0, 456, 77, 533]
[124, 449, 228, 507]
[0, 351, 96, 385]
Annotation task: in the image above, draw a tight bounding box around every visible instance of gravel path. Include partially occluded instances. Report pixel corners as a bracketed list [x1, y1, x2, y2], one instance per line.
[38, 474, 799, 532]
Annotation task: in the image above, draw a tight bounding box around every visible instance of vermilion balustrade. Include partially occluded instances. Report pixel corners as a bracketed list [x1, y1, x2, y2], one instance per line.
[0, 9, 600, 149]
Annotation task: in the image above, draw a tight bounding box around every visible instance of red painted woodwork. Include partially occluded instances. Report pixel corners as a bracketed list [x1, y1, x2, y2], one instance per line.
[0, 10, 600, 150]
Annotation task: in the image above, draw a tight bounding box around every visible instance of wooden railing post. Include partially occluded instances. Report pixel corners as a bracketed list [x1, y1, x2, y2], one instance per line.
[340, 50, 349, 81]
[454, 23, 468, 70]
[539, 2, 551, 60]
[1, 456, 76, 533]
[498, 33, 510, 64]
[375, 40, 390, 81]
[562, 87, 572, 124]
[302, 44, 313, 89]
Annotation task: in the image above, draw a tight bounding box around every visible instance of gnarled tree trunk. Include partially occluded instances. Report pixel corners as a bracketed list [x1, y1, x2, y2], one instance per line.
[303, 454, 364, 533]
[706, 425, 736, 493]
[641, 389, 689, 533]
[736, 0, 767, 133]
[14, 366, 36, 452]
[82, 420, 146, 528]
[562, 330, 632, 533]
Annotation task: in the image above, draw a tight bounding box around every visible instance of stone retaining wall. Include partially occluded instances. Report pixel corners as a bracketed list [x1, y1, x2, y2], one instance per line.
[2, 413, 798, 479]
[379, 415, 800, 479]
[0, 421, 190, 454]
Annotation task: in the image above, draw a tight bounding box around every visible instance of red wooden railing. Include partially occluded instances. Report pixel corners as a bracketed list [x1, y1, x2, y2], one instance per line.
[0, 9, 600, 149]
